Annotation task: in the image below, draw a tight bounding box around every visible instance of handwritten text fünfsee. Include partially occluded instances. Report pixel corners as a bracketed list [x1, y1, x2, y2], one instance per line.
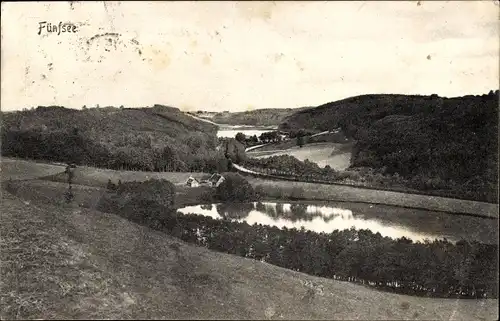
[38, 21, 78, 36]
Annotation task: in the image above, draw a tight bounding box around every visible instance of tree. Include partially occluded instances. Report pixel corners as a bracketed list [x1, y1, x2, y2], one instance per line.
[216, 173, 257, 202]
[107, 179, 117, 190]
[235, 132, 246, 143]
[297, 135, 305, 148]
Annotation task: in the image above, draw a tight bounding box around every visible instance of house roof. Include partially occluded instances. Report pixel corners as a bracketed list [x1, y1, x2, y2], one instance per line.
[200, 174, 212, 181]
[209, 173, 223, 182]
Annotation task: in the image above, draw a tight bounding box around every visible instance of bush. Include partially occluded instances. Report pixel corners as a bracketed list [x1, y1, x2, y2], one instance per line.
[116, 179, 176, 207]
[98, 179, 177, 221]
[216, 172, 258, 202]
[106, 179, 117, 191]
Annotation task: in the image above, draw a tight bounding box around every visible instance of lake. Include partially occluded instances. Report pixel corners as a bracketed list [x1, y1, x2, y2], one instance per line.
[178, 201, 498, 244]
[217, 125, 277, 139]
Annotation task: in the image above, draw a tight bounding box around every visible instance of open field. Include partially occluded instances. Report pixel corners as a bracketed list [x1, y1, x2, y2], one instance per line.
[40, 164, 205, 187]
[2, 189, 498, 320]
[1, 158, 66, 181]
[249, 143, 352, 171]
[1, 157, 207, 187]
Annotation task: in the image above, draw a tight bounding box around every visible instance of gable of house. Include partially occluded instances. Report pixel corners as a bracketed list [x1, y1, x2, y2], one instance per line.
[186, 176, 200, 187]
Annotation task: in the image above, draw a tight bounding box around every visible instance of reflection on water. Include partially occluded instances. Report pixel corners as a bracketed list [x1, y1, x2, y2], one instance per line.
[178, 202, 444, 242]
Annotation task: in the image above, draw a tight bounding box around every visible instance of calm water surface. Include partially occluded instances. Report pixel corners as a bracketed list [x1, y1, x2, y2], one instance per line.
[217, 125, 277, 138]
[178, 201, 498, 243]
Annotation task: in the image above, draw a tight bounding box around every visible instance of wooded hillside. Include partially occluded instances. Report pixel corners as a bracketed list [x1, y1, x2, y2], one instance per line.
[1, 105, 230, 173]
[280, 91, 499, 202]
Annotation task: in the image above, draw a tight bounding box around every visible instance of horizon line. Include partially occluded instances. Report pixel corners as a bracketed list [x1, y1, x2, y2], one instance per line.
[2, 90, 499, 113]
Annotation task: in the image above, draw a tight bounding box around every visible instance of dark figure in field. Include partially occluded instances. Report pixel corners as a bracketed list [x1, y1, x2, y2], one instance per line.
[107, 179, 117, 191]
[64, 164, 76, 202]
[65, 164, 75, 185]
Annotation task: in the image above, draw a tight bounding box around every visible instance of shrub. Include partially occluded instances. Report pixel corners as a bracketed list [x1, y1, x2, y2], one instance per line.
[216, 172, 258, 202]
[98, 179, 176, 221]
[119, 179, 175, 207]
[106, 179, 117, 191]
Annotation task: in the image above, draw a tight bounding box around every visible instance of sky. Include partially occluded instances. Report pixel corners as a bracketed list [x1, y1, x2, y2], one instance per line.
[1, 1, 498, 112]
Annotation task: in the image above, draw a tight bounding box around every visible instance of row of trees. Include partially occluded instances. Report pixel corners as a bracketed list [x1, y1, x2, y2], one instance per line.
[235, 131, 284, 147]
[235, 133, 259, 146]
[235, 129, 314, 148]
[95, 180, 498, 299]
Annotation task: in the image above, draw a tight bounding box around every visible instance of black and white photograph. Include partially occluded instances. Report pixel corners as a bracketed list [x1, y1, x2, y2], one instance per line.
[0, 1, 498, 320]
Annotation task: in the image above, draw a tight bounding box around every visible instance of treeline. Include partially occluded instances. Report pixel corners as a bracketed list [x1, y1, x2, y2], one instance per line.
[95, 180, 498, 299]
[235, 131, 284, 148]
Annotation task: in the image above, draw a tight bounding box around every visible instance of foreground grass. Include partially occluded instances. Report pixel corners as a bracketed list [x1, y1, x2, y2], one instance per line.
[1, 190, 498, 320]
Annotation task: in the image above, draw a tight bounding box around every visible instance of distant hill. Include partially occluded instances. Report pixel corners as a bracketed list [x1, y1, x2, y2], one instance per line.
[280, 92, 499, 202]
[1, 105, 230, 172]
[196, 107, 313, 126]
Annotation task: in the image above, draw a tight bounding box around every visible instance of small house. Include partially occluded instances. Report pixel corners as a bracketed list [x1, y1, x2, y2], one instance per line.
[199, 173, 225, 187]
[209, 173, 225, 187]
[186, 176, 200, 187]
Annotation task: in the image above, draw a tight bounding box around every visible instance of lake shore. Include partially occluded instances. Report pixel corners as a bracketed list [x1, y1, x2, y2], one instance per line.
[247, 176, 499, 219]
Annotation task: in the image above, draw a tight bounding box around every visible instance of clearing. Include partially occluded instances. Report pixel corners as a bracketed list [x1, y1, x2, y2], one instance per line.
[248, 143, 352, 171]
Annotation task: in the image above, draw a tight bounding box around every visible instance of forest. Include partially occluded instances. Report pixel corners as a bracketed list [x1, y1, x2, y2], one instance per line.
[1, 105, 233, 173]
[279, 92, 499, 203]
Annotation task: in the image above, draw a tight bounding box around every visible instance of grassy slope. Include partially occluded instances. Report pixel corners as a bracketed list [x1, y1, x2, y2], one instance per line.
[43, 165, 206, 187]
[206, 107, 313, 126]
[1, 158, 66, 180]
[1, 190, 498, 320]
[1, 157, 205, 186]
